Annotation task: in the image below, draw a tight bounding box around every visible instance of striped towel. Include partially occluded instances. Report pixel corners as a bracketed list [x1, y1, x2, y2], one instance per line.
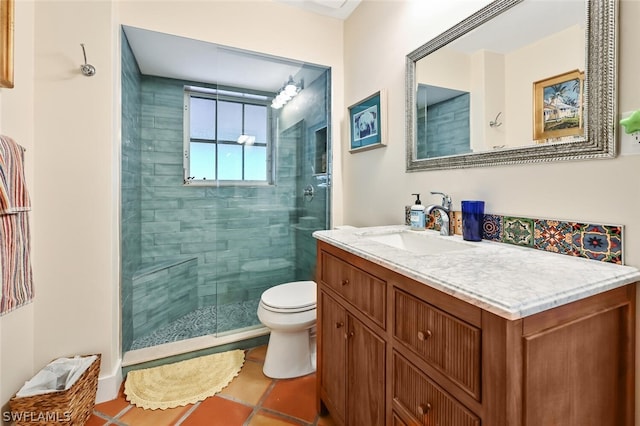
[0, 135, 33, 315]
[0, 135, 30, 213]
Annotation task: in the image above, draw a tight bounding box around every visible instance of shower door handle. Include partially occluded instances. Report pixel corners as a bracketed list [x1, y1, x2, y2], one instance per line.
[303, 185, 314, 201]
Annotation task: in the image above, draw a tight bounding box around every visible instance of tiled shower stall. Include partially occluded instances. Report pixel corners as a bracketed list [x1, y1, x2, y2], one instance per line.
[121, 31, 331, 352]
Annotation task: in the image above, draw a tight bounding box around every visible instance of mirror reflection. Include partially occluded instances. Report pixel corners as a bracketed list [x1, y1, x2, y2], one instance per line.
[406, 0, 617, 171]
[416, 85, 470, 158]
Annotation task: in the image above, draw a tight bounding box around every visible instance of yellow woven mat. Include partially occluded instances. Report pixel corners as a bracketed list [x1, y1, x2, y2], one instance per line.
[124, 349, 245, 410]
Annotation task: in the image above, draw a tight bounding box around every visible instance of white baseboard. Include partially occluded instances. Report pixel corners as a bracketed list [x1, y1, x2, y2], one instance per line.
[122, 326, 269, 367]
[95, 358, 123, 404]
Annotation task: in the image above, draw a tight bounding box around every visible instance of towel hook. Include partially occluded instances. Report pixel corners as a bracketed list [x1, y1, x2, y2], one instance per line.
[80, 44, 96, 77]
[489, 111, 502, 127]
[489, 112, 502, 128]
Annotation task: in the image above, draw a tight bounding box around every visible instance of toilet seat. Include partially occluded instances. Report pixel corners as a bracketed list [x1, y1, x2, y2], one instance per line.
[260, 281, 316, 313]
[257, 280, 318, 378]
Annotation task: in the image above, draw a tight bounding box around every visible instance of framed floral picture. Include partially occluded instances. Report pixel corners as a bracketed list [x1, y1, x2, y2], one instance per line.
[0, 0, 14, 88]
[349, 89, 386, 152]
[533, 69, 584, 140]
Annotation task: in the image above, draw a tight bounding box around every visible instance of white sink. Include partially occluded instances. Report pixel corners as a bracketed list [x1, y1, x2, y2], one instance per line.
[359, 229, 475, 255]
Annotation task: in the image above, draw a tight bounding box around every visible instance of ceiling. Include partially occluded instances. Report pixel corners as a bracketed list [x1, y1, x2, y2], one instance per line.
[415, 0, 586, 108]
[123, 26, 327, 94]
[122, 0, 361, 92]
[272, 0, 361, 20]
[451, 1, 585, 55]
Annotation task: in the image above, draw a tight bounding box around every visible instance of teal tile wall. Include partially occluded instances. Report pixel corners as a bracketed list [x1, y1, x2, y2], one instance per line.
[279, 71, 330, 278]
[139, 72, 330, 310]
[121, 31, 142, 351]
[139, 75, 292, 308]
[121, 45, 331, 346]
[132, 258, 198, 340]
[421, 92, 471, 158]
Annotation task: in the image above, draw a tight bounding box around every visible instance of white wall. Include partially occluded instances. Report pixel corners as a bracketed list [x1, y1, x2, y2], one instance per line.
[416, 48, 470, 91]
[30, 0, 121, 402]
[0, 0, 35, 413]
[341, 0, 490, 229]
[470, 50, 505, 151]
[343, 0, 640, 419]
[0, 0, 345, 408]
[343, 0, 640, 265]
[505, 25, 585, 146]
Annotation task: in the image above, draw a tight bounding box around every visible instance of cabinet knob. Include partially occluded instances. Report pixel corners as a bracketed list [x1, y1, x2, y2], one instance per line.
[417, 330, 432, 341]
[344, 331, 354, 339]
[341, 279, 350, 286]
[417, 403, 432, 416]
[335, 321, 344, 329]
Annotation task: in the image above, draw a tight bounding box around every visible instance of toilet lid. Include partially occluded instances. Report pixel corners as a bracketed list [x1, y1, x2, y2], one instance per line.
[260, 281, 317, 311]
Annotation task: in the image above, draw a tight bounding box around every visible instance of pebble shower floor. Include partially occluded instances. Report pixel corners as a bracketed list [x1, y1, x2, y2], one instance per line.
[131, 299, 261, 350]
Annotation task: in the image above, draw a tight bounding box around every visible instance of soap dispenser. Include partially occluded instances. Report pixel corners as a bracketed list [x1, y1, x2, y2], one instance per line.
[410, 193, 426, 231]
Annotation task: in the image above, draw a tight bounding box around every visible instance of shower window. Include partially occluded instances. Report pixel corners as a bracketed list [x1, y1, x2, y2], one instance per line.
[183, 87, 272, 184]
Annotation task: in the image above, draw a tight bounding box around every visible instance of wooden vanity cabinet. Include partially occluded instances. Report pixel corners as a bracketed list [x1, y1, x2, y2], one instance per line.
[316, 241, 636, 426]
[317, 248, 387, 426]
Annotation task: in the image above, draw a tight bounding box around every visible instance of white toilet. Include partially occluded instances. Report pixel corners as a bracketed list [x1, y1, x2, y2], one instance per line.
[257, 280, 317, 379]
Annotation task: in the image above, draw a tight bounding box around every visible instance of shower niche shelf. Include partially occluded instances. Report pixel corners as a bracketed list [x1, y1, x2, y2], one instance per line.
[314, 126, 328, 176]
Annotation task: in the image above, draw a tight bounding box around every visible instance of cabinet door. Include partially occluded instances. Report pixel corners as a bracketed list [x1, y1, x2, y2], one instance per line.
[320, 291, 347, 424]
[347, 315, 386, 426]
[523, 305, 631, 426]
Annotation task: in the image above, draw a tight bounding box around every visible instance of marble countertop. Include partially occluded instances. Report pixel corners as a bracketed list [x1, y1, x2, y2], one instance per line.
[313, 225, 640, 320]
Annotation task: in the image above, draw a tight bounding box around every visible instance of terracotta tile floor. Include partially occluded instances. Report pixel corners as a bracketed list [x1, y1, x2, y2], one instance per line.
[89, 346, 335, 426]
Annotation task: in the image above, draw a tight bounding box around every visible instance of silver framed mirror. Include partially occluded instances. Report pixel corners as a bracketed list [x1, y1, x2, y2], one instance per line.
[406, 0, 617, 171]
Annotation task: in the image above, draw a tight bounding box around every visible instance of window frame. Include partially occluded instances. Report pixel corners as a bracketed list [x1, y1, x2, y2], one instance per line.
[183, 86, 274, 186]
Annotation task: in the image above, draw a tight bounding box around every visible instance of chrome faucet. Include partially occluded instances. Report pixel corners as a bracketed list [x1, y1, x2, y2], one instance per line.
[425, 191, 452, 236]
[430, 191, 452, 210]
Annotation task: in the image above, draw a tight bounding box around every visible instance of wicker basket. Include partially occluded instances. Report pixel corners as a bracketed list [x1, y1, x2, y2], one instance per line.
[9, 354, 101, 426]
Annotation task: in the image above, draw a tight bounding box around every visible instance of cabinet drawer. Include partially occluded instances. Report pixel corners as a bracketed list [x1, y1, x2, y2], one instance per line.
[320, 251, 386, 328]
[392, 413, 408, 426]
[393, 352, 480, 426]
[394, 289, 481, 399]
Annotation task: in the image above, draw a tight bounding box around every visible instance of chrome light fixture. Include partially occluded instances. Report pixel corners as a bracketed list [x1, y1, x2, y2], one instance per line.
[271, 76, 303, 109]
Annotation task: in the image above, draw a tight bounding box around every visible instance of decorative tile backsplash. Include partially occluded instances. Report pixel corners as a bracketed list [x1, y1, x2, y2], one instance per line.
[503, 216, 535, 247]
[404, 207, 624, 265]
